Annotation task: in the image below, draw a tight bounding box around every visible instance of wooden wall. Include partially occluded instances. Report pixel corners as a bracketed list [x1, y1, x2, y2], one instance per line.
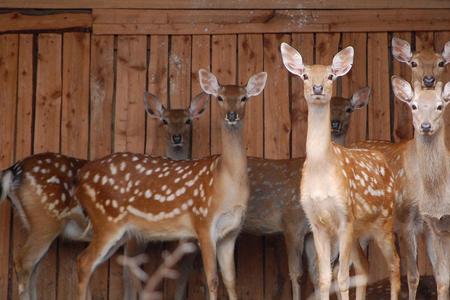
[0, 5, 449, 300]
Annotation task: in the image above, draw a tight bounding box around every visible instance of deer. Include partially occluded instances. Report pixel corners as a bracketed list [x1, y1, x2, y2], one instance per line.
[73, 69, 267, 300]
[0, 153, 89, 300]
[392, 37, 450, 88]
[355, 77, 450, 300]
[281, 42, 400, 300]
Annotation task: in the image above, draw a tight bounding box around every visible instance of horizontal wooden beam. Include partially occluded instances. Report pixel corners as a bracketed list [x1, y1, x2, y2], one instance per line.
[93, 9, 450, 35]
[0, 12, 92, 33]
[1, 0, 449, 9]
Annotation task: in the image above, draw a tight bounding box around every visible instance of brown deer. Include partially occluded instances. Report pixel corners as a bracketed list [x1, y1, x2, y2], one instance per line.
[281, 42, 400, 300]
[0, 153, 88, 300]
[392, 37, 450, 88]
[73, 69, 267, 300]
[355, 77, 450, 300]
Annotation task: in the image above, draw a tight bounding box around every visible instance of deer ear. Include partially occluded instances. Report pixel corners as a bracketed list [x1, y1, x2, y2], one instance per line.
[442, 41, 450, 64]
[246, 72, 267, 97]
[331, 46, 354, 77]
[199, 69, 220, 96]
[392, 76, 414, 103]
[351, 87, 371, 110]
[144, 92, 166, 119]
[189, 92, 210, 119]
[280, 43, 305, 77]
[443, 82, 450, 103]
[392, 37, 412, 63]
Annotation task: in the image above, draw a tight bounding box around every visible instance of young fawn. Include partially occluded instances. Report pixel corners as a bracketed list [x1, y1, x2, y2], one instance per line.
[281, 43, 400, 300]
[350, 37, 450, 300]
[357, 78, 450, 300]
[73, 69, 267, 300]
[0, 153, 88, 300]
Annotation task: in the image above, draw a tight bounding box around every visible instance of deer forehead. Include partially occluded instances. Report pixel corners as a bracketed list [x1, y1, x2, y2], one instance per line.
[163, 109, 190, 122]
[218, 85, 246, 98]
[414, 89, 443, 104]
[306, 65, 332, 81]
[413, 49, 441, 63]
[331, 97, 351, 115]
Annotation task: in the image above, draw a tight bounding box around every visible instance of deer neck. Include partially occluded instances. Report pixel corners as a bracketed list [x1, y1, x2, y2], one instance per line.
[414, 124, 448, 188]
[166, 137, 191, 161]
[332, 133, 346, 146]
[220, 122, 247, 177]
[306, 101, 333, 163]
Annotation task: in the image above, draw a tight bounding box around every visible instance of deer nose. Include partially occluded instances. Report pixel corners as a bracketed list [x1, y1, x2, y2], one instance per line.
[226, 112, 238, 123]
[172, 134, 182, 144]
[423, 76, 435, 88]
[313, 85, 323, 95]
[420, 122, 432, 132]
[331, 120, 340, 130]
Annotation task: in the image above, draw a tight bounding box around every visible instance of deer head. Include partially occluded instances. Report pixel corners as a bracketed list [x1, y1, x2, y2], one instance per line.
[198, 69, 267, 129]
[330, 87, 371, 139]
[144, 92, 209, 159]
[392, 76, 450, 135]
[392, 37, 450, 88]
[280, 43, 354, 104]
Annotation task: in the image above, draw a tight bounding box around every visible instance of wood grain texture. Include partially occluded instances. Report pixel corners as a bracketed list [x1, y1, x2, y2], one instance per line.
[341, 32, 368, 145]
[0, 11, 92, 33]
[11, 34, 34, 300]
[291, 33, 313, 158]
[315, 33, 340, 95]
[93, 9, 450, 35]
[2, 0, 449, 9]
[169, 35, 191, 109]
[58, 32, 91, 300]
[0, 33, 18, 300]
[263, 33, 291, 300]
[236, 33, 264, 300]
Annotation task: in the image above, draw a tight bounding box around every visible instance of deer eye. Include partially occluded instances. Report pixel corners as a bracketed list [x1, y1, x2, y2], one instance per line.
[346, 108, 352, 113]
[438, 61, 445, 67]
[303, 74, 309, 80]
[185, 119, 192, 125]
[328, 74, 334, 81]
[241, 96, 248, 102]
[411, 61, 418, 68]
[411, 104, 418, 110]
[217, 96, 224, 102]
[162, 119, 168, 125]
[437, 104, 443, 111]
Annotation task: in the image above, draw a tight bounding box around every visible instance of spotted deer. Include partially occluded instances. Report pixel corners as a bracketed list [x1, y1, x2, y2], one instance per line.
[392, 37, 450, 88]
[281, 43, 400, 300]
[354, 77, 450, 300]
[73, 69, 267, 300]
[0, 153, 88, 300]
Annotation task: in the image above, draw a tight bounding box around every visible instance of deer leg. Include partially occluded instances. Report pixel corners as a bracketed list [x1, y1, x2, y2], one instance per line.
[336, 224, 353, 300]
[350, 241, 368, 300]
[305, 234, 320, 298]
[311, 226, 332, 300]
[174, 245, 198, 300]
[217, 231, 239, 300]
[425, 227, 450, 300]
[198, 235, 218, 300]
[123, 237, 147, 300]
[77, 228, 126, 300]
[374, 230, 400, 300]
[399, 221, 419, 300]
[283, 224, 306, 300]
[15, 227, 61, 300]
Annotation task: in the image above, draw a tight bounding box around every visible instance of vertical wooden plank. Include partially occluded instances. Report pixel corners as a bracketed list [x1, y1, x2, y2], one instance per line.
[146, 35, 169, 156]
[12, 34, 33, 300]
[367, 32, 391, 283]
[392, 32, 413, 142]
[211, 34, 237, 299]
[112, 35, 147, 300]
[263, 33, 291, 300]
[58, 32, 91, 300]
[434, 31, 450, 149]
[90, 34, 115, 298]
[291, 33, 313, 158]
[341, 33, 368, 145]
[0, 33, 18, 300]
[34, 33, 62, 300]
[235, 33, 264, 300]
[188, 34, 211, 300]
[315, 33, 340, 95]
